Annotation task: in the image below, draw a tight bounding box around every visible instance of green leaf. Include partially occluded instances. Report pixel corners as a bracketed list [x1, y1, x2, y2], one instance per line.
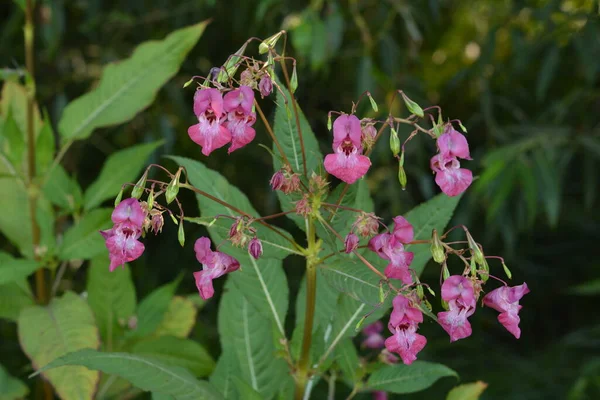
[210, 349, 242, 400]
[271, 76, 323, 229]
[0, 81, 43, 145]
[446, 381, 488, 400]
[218, 281, 288, 399]
[58, 22, 208, 141]
[18, 292, 100, 400]
[59, 208, 112, 260]
[567, 279, 600, 296]
[0, 362, 29, 400]
[35, 119, 56, 176]
[0, 255, 39, 286]
[131, 336, 215, 378]
[0, 111, 25, 173]
[42, 164, 83, 211]
[86, 255, 136, 348]
[32, 349, 224, 400]
[232, 376, 265, 400]
[335, 339, 361, 387]
[128, 278, 180, 339]
[83, 141, 163, 210]
[170, 156, 297, 260]
[0, 279, 34, 321]
[154, 296, 197, 338]
[366, 361, 457, 394]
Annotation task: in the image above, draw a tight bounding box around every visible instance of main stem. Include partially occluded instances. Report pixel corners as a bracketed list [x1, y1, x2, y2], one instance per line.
[295, 217, 318, 400]
[24, 0, 46, 305]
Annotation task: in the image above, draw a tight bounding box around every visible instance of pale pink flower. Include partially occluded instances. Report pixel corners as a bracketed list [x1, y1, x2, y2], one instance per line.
[430, 153, 473, 197]
[324, 115, 371, 184]
[223, 86, 256, 153]
[437, 275, 477, 342]
[188, 88, 232, 156]
[483, 283, 530, 339]
[193, 237, 240, 300]
[384, 295, 427, 365]
[437, 125, 471, 159]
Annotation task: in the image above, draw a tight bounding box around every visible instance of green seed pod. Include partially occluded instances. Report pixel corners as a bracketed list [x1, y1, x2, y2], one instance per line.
[131, 172, 147, 199]
[114, 188, 123, 207]
[390, 128, 400, 156]
[178, 221, 185, 247]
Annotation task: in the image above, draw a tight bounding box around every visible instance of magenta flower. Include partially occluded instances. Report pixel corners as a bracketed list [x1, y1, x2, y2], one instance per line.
[248, 237, 263, 260]
[368, 217, 415, 284]
[344, 233, 359, 254]
[188, 88, 232, 156]
[258, 75, 273, 97]
[223, 86, 257, 153]
[100, 198, 146, 272]
[430, 153, 473, 197]
[324, 115, 371, 184]
[384, 295, 427, 365]
[437, 125, 471, 159]
[361, 321, 385, 349]
[193, 237, 240, 300]
[437, 275, 477, 342]
[372, 391, 388, 400]
[483, 283, 530, 339]
[391, 216, 414, 244]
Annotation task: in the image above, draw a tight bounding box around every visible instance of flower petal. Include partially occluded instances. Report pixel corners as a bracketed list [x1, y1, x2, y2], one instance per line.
[324, 150, 371, 184]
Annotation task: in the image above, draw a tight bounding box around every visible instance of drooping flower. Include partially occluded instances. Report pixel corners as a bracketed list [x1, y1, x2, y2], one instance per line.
[193, 237, 240, 300]
[223, 86, 257, 153]
[324, 115, 371, 184]
[361, 321, 385, 349]
[188, 88, 231, 156]
[483, 283, 530, 339]
[437, 125, 471, 159]
[270, 168, 301, 194]
[368, 216, 415, 284]
[437, 275, 477, 342]
[384, 294, 427, 365]
[430, 153, 473, 197]
[344, 233, 359, 254]
[248, 237, 263, 260]
[100, 198, 146, 272]
[259, 74, 273, 97]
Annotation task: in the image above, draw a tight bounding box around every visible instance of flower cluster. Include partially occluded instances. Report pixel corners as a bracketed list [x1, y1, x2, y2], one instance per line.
[430, 125, 473, 197]
[188, 86, 257, 156]
[324, 115, 372, 184]
[368, 216, 415, 284]
[100, 198, 146, 272]
[193, 237, 240, 300]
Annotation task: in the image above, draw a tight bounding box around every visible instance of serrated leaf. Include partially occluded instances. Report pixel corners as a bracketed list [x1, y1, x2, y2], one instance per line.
[446, 381, 488, 400]
[18, 292, 100, 400]
[170, 156, 298, 260]
[83, 141, 163, 210]
[154, 296, 197, 338]
[59, 208, 112, 260]
[218, 281, 288, 399]
[128, 278, 179, 339]
[42, 164, 83, 211]
[366, 361, 457, 394]
[0, 362, 29, 400]
[86, 255, 136, 348]
[210, 349, 241, 400]
[33, 349, 223, 400]
[58, 22, 207, 141]
[131, 336, 215, 378]
[0, 253, 39, 285]
[0, 279, 34, 321]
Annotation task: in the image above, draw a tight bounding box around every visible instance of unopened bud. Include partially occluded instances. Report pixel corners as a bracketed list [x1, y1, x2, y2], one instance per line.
[248, 237, 263, 260]
[151, 213, 164, 235]
[344, 233, 359, 254]
[430, 229, 445, 264]
[114, 188, 124, 207]
[398, 164, 407, 189]
[327, 114, 332, 131]
[270, 170, 284, 191]
[426, 286, 436, 297]
[259, 31, 284, 54]
[378, 284, 385, 304]
[390, 128, 400, 156]
[416, 284, 424, 300]
[183, 77, 195, 88]
[442, 262, 450, 280]
[502, 262, 512, 280]
[466, 231, 485, 265]
[458, 120, 468, 133]
[178, 221, 185, 247]
[165, 172, 180, 204]
[433, 113, 444, 137]
[367, 93, 378, 112]
[131, 172, 147, 199]
[290, 64, 298, 93]
[169, 212, 178, 225]
[147, 188, 155, 210]
[258, 74, 273, 97]
[354, 315, 367, 332]
[400, 92, 424, 118]
[480, 258, 490, 282]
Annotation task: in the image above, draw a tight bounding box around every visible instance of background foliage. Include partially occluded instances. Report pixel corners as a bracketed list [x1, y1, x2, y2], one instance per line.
[1, 0, 599, 399]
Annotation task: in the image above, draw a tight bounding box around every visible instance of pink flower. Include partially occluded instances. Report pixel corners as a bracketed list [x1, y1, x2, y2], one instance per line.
[483, 283, 530, 339]
[430, 153, 473, 197]
[368, 217, 415, 284]
[193, 237, 240, 300]
[437, 276, 477, 342]
[248, 237, 263, 260]
[362, 321, 385, 349]
[100, 198, 146, 272]
[384, 295, 427, 365]
[259, 75, 273, 97]
[437, 125, 471, 159]
[188, 88, 232, 156]
[270, 168, 301, 194]
[223, 86, 257, 153]
[372, 391, 388, 400]
[324, 115, 371, 184]
[391, 216, 414, 244]
[344, 233, 359, 254]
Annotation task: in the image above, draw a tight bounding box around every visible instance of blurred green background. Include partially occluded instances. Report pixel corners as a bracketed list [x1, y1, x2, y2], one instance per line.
[2, 0, 600, 398]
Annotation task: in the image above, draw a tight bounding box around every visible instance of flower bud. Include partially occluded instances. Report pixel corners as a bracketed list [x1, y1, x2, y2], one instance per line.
[259, 31, 284, 54]
[400, 92, 424, 118]
[466, 231, 485, 265]
[458, 120, 468, 133]
[259, 74, 273, 97]
[178, 220, 185, 247]
[389, 128, 400, 156]
[367, 92, 378, 112]
[502, 261, 512, 280]
[147, 188, 155, 210]
[344, 233, 359, 254]
[151, 212, 164, 235]
[327, 113, 332, 131]
[114, 188, 123, 207]
[183, 77, 195, 88]
[168, 212, 178, 225]
[131, 172, 147, 199]
[416, 284, 424, 300]
[295, 196, 311, 216]
[290, 64, 298, 93]
[379, 283, 385, 304]
[270, 170, 284, 191]
[430, 229, 445, 264]
[354, 315, 367, 332]
[165, 172, 180, 204]
[398, 164, 407, 189]
[442, 262, 450, 280]
[433, 113, 444, 138]
[248, 237, 263, 260]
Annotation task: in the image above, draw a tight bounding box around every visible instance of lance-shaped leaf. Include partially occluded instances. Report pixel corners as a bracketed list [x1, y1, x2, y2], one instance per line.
[43, 164, 83, 211]
[59, 208, 112, 261]
[0, 252, 39, 286]
[366, 361, 457, 394]
[0, 362, 29, 400]
[127, 278, 180, 339]
[0, 279, 34, 321]
[447, 381, 488, 400]
[18, 292, 100, 400]
[154, 296, 197, 338]
[335, 339, 362, 387]
[58, 22, 208, 141]
[32, 349, 224, 400]
[210, 349, 242, 400]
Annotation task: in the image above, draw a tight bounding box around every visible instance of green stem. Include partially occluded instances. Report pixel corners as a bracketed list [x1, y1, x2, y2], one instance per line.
[295, 217, 318, 399]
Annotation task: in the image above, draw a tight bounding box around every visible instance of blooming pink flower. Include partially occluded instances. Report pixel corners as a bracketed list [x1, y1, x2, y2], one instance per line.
[223, 86, 257, 153]
[193, 237, 240, 300]
[259, 75, 273, 97]
[391, 216, 414, 244]
[384, 295, 427, 365]
[248, 237, 263, 260]
[362, 321, 385, 349]
[188, 88, 232, 156]
[483, 283, 530, 339]
[324, 115, 371, 184]
[437, 125, 471, 159]
[437, 276, 477, 342]
[100, 198, 146, 272]
[344, 233, 359, 254]
[430, 153, 473, 197]
[368, 217, 415, 284]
